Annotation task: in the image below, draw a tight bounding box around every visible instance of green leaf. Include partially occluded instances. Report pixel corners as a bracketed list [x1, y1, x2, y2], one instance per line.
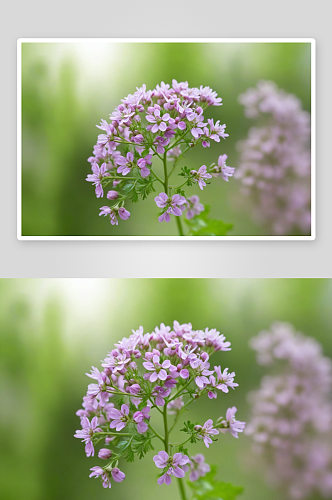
[135, 178, 156, 200]
[116, 439, 130, 451]
[116, 438, 135, 462]
[179, 166, 194, 186]
[177, 445, 189, 457]
[180, 420, 199, 444]
[132, 432, 154, 459]
[187, 465, 243, 500]
[185, 205, 233, 236]
[122, 182, 135, 193]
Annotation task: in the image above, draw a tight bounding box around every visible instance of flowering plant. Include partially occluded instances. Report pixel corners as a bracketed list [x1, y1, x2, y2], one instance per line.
[75, 321, 245, 499]
[235, 81, 311, 235]
[86, 80, 235, 236]
[246, 323, 332, 499]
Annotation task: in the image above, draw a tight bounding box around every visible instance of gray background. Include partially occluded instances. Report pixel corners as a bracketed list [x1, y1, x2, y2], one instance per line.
[2, 0, 331, 277]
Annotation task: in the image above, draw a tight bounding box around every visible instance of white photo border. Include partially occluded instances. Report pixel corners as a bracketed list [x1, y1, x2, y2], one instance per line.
[17, 38, 316, 241]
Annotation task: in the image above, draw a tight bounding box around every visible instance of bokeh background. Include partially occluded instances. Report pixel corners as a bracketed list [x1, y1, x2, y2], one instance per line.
[1, 278, 331, 500]
[21, 42, 311, 236]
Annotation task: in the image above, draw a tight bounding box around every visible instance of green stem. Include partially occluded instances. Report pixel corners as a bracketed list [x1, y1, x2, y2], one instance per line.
[147, 397, 163, 414]
[150, 169, 164, 186]
[163, 152, 168, 194]
[93, 432, 131, 437]
[170, 180, 190, 190]
[170, 436, 192, 447]
[168, 378, 194, 404]
[151, 146, 164, 162]
[162, 393, 187, 500]
[163, 405, 169, 452]
[114, 139, 149, 147]
[169, 399, 193, 433]
[106, 389, 138, 397]
[168, 129, 190, 152]
[168, 146, 191, 179]
[148, 424, 164, 443]
[177, 477, 188, 500]
[176, 216, 184, 236]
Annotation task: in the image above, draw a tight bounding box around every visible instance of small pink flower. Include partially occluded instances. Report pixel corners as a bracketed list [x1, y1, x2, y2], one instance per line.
[194, 419, 219, 448]
[189, 454, 211, 481]
[194, 360, 214, 389]
[137, 154, 152, 178]
[152, 386, 172, 406]
[146, 109, 170, 133]
[89, 466, 111, 488]
[153, 451, 190, 485]
[118, 207, 131, 220]
[154, 136, 170, 155]
[74, 416, 102, 457]
[133, 406, 151, 434]
[190, 165, 212, 190]
[212, 366, 238, 393]
[99, 206, 118, 225]
[86, 162, 111, 198]
[212, 154, 235, 181]
[186, 195, 204, 219]
[116, 152, 134, 176]
[109, 404, 130, 431]
[154, 193, 186, 222]
[218, 407, 246, 438]
[111, 467, 126, 483]
[143, 353, 173, 382]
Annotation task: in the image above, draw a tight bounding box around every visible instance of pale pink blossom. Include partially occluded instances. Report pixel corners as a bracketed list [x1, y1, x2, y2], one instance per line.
[153, 451, 190, 485]
[194, 419, 219, 448]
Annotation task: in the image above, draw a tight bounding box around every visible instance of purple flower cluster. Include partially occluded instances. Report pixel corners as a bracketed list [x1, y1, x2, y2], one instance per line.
[85, 81, 235, 230]
[236, 81, 311, 235]
[75, 321, 245, 490]
[246, 322, 332, 499]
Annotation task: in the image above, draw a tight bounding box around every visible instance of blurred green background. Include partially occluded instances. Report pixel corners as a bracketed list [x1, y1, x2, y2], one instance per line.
[21, 42, 311, 236]
[0, 278, 331, 500]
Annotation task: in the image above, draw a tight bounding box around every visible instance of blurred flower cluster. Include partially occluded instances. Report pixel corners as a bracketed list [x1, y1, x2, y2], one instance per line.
[246, 322, 332, 499]
[75, 321, 245, 492]
[85, 81, 234, 232]
[236, 81, 311, 235]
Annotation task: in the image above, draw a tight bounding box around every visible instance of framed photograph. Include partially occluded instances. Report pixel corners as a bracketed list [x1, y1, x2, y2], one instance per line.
[17, 38, 315, 240]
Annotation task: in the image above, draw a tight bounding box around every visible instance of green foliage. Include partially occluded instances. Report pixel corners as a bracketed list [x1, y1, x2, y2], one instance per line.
[177, 445, 189, 457]
[116, 430, 154, 462]
[180, 420, 199, 444]
[179, 166, 194, 186]
[135, 177, 156, 200]
[116, 439, 135, 462]
[131, 432, 154, 459]
[122, 177, 156, 203]
[185, 205, 233, 236]
[187, 466, 243, 500]
[175, 188, 186, 197]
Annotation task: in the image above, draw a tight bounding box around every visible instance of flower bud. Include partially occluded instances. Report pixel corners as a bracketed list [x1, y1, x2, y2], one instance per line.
[107, 190, 119, 200]
[98, 448, 112, 460]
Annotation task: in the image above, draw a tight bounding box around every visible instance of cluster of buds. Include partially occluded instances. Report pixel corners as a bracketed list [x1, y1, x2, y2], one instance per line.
[85, 80, 235, 231]
[75, 321, 245, 490]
